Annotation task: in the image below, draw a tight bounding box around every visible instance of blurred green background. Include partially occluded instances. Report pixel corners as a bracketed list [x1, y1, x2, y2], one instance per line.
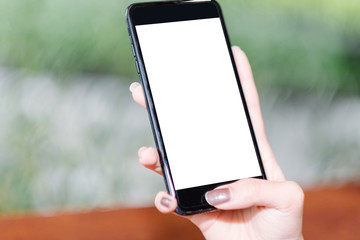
[1, 0, 359, 93]
[0, 0, 359, 214]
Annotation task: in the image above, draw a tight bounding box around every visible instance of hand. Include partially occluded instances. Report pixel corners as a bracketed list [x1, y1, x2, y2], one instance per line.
[130, 46, 304, 240]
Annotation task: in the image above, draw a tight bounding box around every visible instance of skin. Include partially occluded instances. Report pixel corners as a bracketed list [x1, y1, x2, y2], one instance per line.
[131, 46, 304, 240]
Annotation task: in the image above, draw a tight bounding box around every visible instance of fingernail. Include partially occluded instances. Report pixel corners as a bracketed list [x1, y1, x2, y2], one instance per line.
[160, 197, 172, 208]
[205, 188, 231, 205]
[129, 82, 140, 93]
[138, 146, 147, 157]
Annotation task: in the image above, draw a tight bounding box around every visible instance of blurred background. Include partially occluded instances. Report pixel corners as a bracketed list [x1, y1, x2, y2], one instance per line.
[0, 0, 359, 215]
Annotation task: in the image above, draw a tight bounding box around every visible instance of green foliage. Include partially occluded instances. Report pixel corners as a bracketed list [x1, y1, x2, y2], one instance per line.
[0, 0, 359, 93]
[221, 0, 360, 95]
[0, 0, 135, 76]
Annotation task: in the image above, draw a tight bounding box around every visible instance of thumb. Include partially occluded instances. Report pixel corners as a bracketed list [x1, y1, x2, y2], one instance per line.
[205, 178, 304, 212]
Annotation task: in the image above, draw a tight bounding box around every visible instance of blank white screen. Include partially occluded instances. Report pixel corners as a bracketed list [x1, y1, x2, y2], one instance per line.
[136, 18, 261, 190]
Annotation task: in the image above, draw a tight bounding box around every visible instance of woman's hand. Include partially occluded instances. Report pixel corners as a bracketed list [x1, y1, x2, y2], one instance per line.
[130, 46, 304, 240]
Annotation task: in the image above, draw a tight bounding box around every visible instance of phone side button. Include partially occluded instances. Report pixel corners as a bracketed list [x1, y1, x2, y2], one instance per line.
[135, 60, 140, 73]
[131, 44, 135, 56]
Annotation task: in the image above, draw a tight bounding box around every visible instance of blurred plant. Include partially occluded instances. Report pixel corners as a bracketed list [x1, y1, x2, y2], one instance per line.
[0, 0, 135, 77]
[0, 0, 359, 214]
[0, 0, 359, 94]
[221, 0, 360, 95]
[0, 71, 160, 214]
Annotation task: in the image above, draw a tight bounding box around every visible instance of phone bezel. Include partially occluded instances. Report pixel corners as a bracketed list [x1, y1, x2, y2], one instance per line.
[126, 0, 266, 215]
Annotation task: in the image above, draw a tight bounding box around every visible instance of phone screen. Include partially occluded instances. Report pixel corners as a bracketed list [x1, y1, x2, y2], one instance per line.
[136, 17, 262, 190]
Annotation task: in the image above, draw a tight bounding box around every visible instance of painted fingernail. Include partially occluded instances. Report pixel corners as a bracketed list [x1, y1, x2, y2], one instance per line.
[205, 188, 231, 205]
[160, 197, 172, 208]
[129, 82, 140, 93]
[138, 146, 147, 157]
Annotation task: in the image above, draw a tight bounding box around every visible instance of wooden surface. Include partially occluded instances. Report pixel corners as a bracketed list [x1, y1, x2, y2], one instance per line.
[303, 185, 360, 240]
[0, 185, 359, 240]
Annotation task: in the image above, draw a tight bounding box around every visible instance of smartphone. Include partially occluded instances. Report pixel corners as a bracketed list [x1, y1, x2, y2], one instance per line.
[126, 0, 266, 215]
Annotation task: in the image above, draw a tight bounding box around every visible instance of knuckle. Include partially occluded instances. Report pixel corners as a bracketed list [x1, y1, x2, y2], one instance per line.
[232, 178, 261, 201]
[285, 181, 305, 207]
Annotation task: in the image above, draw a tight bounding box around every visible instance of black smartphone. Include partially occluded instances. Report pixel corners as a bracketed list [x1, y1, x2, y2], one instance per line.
[126, 0, 266, 215]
